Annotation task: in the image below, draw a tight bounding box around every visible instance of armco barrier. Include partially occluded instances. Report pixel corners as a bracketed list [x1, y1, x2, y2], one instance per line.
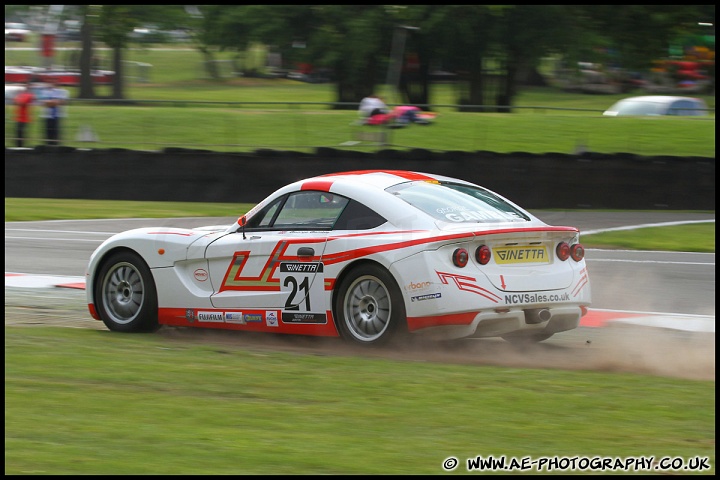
[4, 147, 715, 210]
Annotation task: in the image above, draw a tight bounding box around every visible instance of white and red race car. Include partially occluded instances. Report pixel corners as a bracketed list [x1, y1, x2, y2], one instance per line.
[86, 170, 591, 345]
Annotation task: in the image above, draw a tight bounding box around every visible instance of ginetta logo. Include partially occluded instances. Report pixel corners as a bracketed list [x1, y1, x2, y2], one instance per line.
[194, 269, 209, 281]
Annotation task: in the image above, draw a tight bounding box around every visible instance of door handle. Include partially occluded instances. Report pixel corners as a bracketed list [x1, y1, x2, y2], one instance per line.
[297, 247, 315, 258]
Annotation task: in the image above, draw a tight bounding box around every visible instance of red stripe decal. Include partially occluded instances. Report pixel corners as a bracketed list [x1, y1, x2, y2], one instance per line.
[407, 312, 477, 331]
[301, 179, 334, 191]
[320, 170, 436, 182]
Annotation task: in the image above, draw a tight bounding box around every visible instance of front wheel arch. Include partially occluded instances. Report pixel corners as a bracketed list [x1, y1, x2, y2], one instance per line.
[93, 248, 159, 333]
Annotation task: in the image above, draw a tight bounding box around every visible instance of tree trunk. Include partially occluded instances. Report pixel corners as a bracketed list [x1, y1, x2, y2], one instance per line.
[111, 46, 124, 100]
[200, 48, 219, 79]
[497, 58, 516, 113]
[459, 63, 486, 112]
[333, 57, 377, 110]
[78, 19, 95, 99]
[399, 42, 431, 109]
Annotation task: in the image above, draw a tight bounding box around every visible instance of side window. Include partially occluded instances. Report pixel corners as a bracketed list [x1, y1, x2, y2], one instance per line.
[668, 100, 686, 115]
[245, 197, 284, 229]
[272, 191, 349, 230]
[333, 200, 387, 230]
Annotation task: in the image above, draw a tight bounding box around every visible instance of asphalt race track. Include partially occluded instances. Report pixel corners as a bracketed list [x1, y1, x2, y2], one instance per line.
[4, 211, 715, 380]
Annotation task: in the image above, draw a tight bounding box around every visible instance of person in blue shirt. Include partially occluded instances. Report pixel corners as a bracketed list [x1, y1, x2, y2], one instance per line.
[40, 77, 69, 146]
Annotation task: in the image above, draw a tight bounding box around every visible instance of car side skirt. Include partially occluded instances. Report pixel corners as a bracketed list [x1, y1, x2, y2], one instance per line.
[158, 307, 341, 337]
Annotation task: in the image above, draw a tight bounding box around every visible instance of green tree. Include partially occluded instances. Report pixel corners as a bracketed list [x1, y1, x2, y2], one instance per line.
[87, 5, 189, 99]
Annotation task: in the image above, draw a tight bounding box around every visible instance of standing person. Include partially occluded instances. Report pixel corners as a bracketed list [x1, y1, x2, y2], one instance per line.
[13, 81, 35, 148]
[40, 77, 69, 146]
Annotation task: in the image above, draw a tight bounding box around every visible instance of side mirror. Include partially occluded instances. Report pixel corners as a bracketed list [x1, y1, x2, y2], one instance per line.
[238, 215, 247, 239]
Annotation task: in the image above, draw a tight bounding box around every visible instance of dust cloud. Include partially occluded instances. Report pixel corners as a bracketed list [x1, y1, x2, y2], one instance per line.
[156, 322, 715, 381]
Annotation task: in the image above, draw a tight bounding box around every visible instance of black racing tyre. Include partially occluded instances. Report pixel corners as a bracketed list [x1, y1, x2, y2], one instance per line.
[501, 332, 553, 345]
[334, 264, 406, 346]
[94, 251, 159, 333]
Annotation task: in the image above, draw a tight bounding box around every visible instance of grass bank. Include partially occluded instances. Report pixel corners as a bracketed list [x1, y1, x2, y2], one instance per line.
[4, 327, 715, 475]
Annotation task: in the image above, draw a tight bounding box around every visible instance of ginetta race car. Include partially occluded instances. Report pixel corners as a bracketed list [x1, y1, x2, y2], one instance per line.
[86, 170, 591, 345]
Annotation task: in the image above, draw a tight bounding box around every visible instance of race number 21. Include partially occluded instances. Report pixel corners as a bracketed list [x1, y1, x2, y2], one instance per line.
[279, 262, 327, 324]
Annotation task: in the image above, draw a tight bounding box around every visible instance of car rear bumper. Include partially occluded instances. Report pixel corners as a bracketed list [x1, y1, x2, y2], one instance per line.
[408, 305, 583, 340]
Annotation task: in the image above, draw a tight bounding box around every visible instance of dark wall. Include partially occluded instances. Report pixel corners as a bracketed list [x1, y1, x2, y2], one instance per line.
[5, 147, 715, 210]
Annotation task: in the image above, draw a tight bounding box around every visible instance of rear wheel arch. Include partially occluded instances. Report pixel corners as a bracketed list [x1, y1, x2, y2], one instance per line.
[332, 259, 408, 346]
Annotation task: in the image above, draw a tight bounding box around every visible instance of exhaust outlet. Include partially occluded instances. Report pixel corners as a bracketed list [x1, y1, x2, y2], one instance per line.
[525, 308, 552, 324]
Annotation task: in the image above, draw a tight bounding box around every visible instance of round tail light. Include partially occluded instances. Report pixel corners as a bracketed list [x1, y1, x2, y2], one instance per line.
[475, 245, 491, 265]
[571, 243, 585, 262]
[452, 248, 469, 267]
[556, 242, 570, 261]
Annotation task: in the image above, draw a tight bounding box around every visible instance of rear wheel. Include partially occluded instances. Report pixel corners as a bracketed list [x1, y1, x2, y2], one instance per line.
[334, 264, 406, 346]
[94, 251, 159, 333]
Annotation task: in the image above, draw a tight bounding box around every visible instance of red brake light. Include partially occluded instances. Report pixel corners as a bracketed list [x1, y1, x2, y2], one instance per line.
[571, 243, 585, 262]
[452, 248, 469, 267]
[556, 242, 570, 261]
[475, 245, 491, 265]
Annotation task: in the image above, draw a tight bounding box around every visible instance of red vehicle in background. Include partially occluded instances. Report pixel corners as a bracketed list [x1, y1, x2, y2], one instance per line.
[5, 66, 115, 86]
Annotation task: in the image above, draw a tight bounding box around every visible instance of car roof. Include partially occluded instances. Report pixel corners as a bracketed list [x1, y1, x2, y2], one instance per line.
[308, 170, 469, 189]
[278, 170, 533, 229]
[613, 95, 704, 104]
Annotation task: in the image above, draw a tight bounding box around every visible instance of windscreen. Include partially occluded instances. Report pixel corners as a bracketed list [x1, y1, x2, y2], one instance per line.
[386, 181, 530, 224]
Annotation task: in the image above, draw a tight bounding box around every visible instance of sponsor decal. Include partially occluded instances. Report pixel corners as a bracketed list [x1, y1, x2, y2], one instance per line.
[405, 280, 431, 291]
[224, 312, 245, 324]
[244, 313, 263, 323]
[186, 309, 195, 323]
[194, 268, 209, 282]
[505, 292, 571, 304]
[411, 292, 442, 302]
[266, 311, 279, 327]
[198, 311, 223, 323]
[493, 246, 549, 264]
[281, 312, 327, 324]
[280, 262, 323, 273]
[437, 207, 522, 223]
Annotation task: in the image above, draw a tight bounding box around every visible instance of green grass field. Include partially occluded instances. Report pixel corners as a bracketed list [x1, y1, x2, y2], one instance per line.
[4, 46, 716, 156]
[4, 327, 715, 475]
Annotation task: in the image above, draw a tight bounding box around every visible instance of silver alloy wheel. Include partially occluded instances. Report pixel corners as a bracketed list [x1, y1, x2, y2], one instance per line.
[342, 274, 392, 342]
[102, 261, 145, 325]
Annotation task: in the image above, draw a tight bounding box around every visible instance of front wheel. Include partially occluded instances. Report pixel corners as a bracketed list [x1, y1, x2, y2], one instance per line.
[334, 264, 406, 346]
[94, 251, 159, 333]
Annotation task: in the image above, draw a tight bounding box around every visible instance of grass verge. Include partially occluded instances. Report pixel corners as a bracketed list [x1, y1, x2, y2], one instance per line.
[4, 327, 715, 475]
